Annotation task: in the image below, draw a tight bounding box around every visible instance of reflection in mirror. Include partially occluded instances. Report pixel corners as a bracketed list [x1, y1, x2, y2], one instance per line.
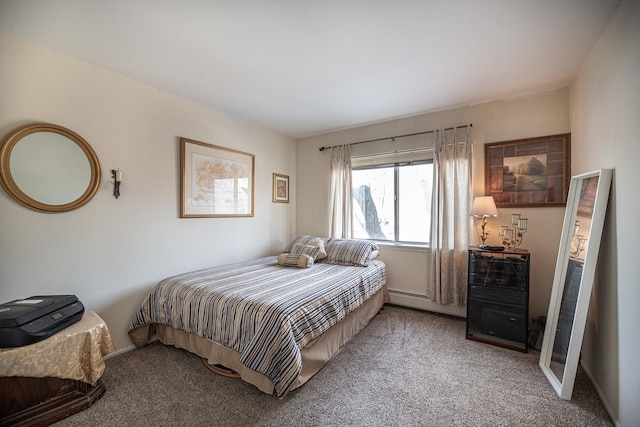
[549, 257, 583, 381]
[0, 123, 101, 213]
[10, 132, 92, 205]
[539, 169, 612, 400]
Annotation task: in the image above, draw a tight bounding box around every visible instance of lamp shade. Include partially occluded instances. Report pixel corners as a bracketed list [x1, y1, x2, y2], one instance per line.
[471, 196, 498, 217]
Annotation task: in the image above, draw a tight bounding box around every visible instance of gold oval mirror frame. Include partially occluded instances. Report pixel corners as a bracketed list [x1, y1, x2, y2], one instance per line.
[0, 123, 101, 213]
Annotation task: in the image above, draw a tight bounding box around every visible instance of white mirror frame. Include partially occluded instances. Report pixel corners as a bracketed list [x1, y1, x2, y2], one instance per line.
[539, 168, 612, 400]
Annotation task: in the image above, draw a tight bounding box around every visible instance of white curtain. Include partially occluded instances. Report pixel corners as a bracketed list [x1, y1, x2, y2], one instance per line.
[328, 145, 353, 238]
[428, 127, 473, 305]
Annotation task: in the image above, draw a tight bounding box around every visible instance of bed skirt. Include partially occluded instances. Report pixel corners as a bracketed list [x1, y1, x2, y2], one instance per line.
[155, 286, 389, 395]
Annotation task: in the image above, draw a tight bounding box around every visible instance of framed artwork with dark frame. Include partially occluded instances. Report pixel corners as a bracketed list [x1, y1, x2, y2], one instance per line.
[272, 173, 289, 203]
[485, 134, 571, 208]
[180, 138, 254, 218]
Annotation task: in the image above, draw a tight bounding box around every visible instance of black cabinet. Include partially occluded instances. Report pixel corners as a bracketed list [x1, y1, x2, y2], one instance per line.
[466, 246, 530, 352]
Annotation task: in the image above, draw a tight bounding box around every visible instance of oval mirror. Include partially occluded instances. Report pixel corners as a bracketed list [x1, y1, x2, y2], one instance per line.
[0, 123, 101, 213]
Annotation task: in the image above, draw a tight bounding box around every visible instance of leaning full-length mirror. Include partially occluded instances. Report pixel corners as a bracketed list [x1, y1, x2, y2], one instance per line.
[0, 123, 101, 213]
[539, 169, 612, 400]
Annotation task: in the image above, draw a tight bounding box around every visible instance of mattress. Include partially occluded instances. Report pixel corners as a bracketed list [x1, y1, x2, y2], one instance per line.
[129, 256, 387, 397]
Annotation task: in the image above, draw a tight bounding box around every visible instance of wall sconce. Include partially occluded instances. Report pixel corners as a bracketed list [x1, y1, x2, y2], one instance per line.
[111, 169, 122, 199]
[471, 196, 498, 247]
[500, 213, 528, 248]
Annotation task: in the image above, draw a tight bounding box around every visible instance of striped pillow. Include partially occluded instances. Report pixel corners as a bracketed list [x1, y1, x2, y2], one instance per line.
[284, 235, 327, 260]
[323, 238, 378, 267]
[277, 253, 314, 268]
[291, 243, 320, 260]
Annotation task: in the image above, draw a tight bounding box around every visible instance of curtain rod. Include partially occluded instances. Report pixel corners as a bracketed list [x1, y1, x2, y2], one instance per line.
[318, 124, 472, 152]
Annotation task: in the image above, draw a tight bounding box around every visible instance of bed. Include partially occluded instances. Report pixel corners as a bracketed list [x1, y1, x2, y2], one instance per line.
[128, 236, 387, 397]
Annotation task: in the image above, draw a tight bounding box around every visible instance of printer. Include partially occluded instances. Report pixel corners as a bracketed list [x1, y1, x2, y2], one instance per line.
[0, 295, 84, 348]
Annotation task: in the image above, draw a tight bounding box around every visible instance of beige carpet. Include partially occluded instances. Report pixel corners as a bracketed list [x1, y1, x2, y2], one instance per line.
[56, 305, 612, 426]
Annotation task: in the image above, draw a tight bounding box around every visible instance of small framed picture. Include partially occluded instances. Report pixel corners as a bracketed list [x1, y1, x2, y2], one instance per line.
[272, 173, 289, 203]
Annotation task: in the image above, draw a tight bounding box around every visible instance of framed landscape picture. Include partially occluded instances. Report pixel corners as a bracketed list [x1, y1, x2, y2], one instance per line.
[485, 134, 570, 208]
[180, 138, 254, 217]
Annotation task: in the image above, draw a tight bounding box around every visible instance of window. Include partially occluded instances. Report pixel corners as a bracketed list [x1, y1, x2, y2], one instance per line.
[352, 150, 433, 245]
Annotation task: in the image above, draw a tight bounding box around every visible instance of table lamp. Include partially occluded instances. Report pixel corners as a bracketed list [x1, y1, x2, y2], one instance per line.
[471, 196, 498, 247]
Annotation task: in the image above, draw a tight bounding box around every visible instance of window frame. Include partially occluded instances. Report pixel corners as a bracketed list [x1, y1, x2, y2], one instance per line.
[351, 156, 433, 246]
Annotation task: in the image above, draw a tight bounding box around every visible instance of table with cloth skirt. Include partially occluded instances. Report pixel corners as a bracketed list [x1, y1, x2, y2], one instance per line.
[0, 311, 115, 426]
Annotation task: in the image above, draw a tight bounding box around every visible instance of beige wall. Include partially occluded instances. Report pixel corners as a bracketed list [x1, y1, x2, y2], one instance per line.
[296, 89, 569, 319]
[570, 0, 640, 424]
[0, 35, 296, 352]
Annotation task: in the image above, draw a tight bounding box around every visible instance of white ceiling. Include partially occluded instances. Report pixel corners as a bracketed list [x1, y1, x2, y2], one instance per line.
[0, 1, 620, 139]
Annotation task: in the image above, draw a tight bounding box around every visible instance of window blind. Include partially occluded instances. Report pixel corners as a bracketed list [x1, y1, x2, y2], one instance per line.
[351, 148, 433, 169]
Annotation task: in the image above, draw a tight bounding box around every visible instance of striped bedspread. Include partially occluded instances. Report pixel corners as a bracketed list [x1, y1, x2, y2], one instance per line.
[128, 256, 386, 397]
